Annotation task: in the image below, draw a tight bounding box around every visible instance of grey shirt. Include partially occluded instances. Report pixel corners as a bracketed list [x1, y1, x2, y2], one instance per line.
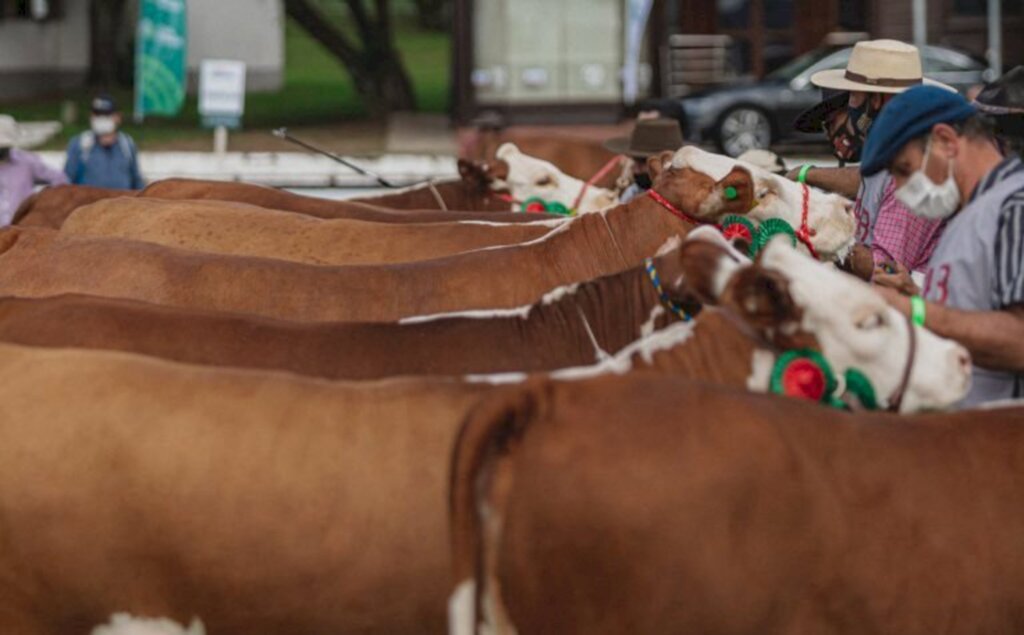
[921, 157, 1024, 408]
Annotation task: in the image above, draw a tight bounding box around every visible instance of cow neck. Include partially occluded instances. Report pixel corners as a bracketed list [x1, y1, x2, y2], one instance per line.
[633, 309, 760, 385]
[529, 265, 678, 361]
[602, 196, 697, 265]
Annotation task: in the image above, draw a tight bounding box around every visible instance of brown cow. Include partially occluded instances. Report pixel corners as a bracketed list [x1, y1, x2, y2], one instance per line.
[0, 238, 966, 635]
[0, 160, 765, 322]
[14, 180, 547, 229]
[449, 374, 1024, 635]
[61, 198, 556, 265]
[0, 341, 483, 635]
[0, 249, 686, 379]
[460, 126, 624, 189]
[350, 160, 516, 211]
[11, 184, 135, 228]
[140, 178, 538, 224]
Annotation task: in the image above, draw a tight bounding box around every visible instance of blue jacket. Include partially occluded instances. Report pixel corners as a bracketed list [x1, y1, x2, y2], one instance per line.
[64, 132, 145, 190]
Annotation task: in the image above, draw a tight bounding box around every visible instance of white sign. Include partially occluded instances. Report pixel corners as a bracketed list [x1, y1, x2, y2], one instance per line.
[199, 59, 247, 118]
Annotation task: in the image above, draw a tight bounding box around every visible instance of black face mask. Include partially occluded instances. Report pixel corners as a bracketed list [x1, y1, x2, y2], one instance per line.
[634, 172, 653, 191]
[0, 148, 10, 162]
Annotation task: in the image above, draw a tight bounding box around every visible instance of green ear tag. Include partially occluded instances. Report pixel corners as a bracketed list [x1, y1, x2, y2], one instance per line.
[724, 186, 738, 200]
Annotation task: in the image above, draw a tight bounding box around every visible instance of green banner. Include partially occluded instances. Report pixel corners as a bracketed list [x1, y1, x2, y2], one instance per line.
[134, 0, 188, 120]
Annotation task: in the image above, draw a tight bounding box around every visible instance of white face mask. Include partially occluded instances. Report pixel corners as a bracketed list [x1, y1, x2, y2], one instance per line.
[895, 137, 961, 220]
[91, 116, 117, 136]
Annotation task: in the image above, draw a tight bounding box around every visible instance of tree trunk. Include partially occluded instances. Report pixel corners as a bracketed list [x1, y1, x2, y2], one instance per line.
[87, 0, 129, 88]
[284, 0, 417, 118]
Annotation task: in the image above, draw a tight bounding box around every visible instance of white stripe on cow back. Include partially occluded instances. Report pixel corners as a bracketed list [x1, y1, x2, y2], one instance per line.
[464, 319, 698, 385]
[398, 282, 581, 325]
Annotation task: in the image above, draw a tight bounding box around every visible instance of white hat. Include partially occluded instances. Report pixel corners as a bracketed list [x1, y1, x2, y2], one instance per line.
[0, 115, 19, 148]
[811, 39, 954, 94]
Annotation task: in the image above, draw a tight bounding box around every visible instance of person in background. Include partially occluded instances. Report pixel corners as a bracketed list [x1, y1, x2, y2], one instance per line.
[973, 66, 1024, 157]
[0, 115, 68, 226]
[64, 94, 144, 190]
[863, 86, 1024, 408]
[603, 117, 684, 203]
[790, 40, 950, 276]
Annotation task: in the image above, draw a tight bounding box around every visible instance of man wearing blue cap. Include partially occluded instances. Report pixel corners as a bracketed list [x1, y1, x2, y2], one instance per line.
[863, 84, 1024, 408]
[64, 94, 144, 190]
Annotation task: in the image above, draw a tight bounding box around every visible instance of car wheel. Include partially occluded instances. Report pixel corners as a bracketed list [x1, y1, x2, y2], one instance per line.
[716, 107, 773, 157]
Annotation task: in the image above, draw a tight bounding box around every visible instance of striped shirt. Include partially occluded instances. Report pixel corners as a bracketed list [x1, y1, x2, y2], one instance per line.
[977, 156, 1024, 307]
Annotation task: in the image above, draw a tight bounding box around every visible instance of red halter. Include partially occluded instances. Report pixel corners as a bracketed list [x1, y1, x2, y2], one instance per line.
[794, 183, 820, 261]
[648, 185, 822, 261]
[646, 189, 717, 227]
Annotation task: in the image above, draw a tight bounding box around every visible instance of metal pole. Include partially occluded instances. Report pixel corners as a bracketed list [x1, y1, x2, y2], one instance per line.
[272, 128, 399, 188]
[988, 0, 1003, 77]
[912, 0, 927, 50]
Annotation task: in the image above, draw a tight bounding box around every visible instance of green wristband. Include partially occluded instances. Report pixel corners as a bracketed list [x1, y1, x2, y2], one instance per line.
[910, 295, 927, 327]
[797, 164, 813, 184]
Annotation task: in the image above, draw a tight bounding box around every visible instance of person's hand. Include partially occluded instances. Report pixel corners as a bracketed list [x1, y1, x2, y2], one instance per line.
[785, 166, 804, 182]
[842, 244, 875, 282]
[872, 260, 920, 296]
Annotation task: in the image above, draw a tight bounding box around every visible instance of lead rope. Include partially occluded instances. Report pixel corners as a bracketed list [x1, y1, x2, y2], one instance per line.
[795, 183, 819, 260]
[426, 178, 449, 212]
[571, 154, 624, 212]
[886, 312, 917, 413]
[644, 258, 693, 322]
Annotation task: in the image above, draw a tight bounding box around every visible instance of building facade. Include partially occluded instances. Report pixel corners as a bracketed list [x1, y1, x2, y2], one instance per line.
[453, 0, 1018, 123]
[0, 0, 285, 101]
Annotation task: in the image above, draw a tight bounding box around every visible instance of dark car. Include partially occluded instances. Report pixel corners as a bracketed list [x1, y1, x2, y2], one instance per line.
[645, 45, 994, 157]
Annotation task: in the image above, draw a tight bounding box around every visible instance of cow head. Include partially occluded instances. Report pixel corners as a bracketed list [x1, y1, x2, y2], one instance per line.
[671, 146, 857, 262]
[457, 158, 508, 192]
[682, 228, 970, 412]
[493, 143, 617, 214]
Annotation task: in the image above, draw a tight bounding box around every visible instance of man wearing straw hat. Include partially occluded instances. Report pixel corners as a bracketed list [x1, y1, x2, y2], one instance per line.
[793, 40, 952, 275]
[604, 117, 684, 203]
[0, 115, 67, 227]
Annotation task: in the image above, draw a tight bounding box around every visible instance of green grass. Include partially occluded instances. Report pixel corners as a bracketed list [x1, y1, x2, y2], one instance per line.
[3, 14, 451, 149]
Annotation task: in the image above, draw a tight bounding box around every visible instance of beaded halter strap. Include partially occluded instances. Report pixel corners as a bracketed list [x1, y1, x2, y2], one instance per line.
[644, 258, 692, 322]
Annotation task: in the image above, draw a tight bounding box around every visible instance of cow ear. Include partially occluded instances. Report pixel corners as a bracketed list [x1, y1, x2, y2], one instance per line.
[656, 235, 743, 307]
[701, 167, 756, 217]
[646, 150, 676, 181]
[720, 265, 805, 341]
[488, 159, 509, 181]
[458, 158, 483, 180]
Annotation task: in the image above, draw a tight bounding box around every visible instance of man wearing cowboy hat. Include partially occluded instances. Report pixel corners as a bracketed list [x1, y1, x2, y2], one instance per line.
[0, 114, 68, 227]
[973, 66, 1024, 157]
[604, 117, 684, 203]
[863, 85, 1024, 408]
[794, 40, 951, 276]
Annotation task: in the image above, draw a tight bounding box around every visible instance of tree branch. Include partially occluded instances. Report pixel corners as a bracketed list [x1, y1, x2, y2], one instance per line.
[284, 0, 363, 70]
[343, 0, 376, 46]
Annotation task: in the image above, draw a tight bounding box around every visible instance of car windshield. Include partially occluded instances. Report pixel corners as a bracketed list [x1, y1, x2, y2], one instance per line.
[767, 48, 834, 81]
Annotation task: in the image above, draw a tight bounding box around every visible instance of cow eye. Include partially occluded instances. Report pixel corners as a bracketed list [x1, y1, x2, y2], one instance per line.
[756, 188, 771, 199]
[855, 312, 886, 330]
[536, 176, 554, 187]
